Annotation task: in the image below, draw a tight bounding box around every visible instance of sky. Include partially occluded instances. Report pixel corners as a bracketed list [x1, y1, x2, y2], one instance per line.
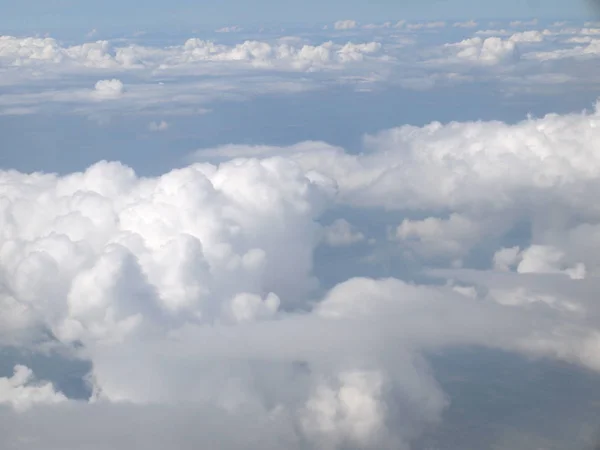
[0, 0, 595, 32]
[4, 2, 600, 450]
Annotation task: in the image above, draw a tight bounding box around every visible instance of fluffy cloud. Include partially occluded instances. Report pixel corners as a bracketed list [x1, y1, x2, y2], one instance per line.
[6, 30, 600, 447]
[0, 365, 66, 411]
[3, 25, 599, 117]
[0, 158, 335, 348]
[494, 245, 586, 279]
[443, 36, 520, 64]
[508, 30, 544, 43]
[0, 35, 383, 74]
[170, 39, 383, 71]
[0, 34, 389, 115]
[334, 20, 358, 30]
[0, 36, 127, 71]
[192, 99, 600, 278]
[92, 79, 124, 99]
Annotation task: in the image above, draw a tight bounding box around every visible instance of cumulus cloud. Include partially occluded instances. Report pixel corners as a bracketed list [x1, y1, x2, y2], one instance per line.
[0, 365, 67, 411]
[0, 35, 383, 74]
[334, 20, 358, 30]
[7, 32, 600, 447]
[508, 30, 544, 43]
[92, 79, 124, 99]
[170, 38, 383, 70]
[0, 157, 335, 349]
[0, 34, 392, 115]
[191, 99, 600, 280]
[443, 36, 520, 64]
[493, 245, 586, 279]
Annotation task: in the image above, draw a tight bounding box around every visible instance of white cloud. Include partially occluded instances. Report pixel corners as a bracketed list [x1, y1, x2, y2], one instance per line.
[509, 19, 538, 27]
[92, 79, 124, 99]
[7, 35, 600, 447]
[0, 365, 67, 412]
[525, 38, 600, 61]
[508, 30, 544, 43]
[453, 20, 478, 28]
[443, 36, 520, 64]
[300, 371, 392, 449]
[334, 20, 358, 31]
[475, 29, 512, 36]
[191, 99, 600, 281]
[216, 26, 243, 33]
[0, 157, 335, 350]
[516, 245, 586, 279]
[362, 22, 392, 30]
[193, 104, 600, 215]
[0, 35, 384, 74]
[406, 21, 446, 31]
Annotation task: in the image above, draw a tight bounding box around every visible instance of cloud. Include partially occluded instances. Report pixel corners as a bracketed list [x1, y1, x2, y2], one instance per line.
[406, 21, 446, 31]
[216, 26, 243, 33]
[0, 158, 336, 349]
[4, 27, 598, 117]
[148, 120, 169, 131]
[393, 214, 481, 263]
[453, 20, 478, 28]
[92, 79, 124, 99]
[362, 22, 392, 30]
[191, 99, 600, 281]
[443, 36, 520, 64]
[525, 38, 600, 60]
[0, 365, 67, 412]
[0, 34, 391, 116]
[334, 20, 358, 31]
[475, 28, 512, 36]
[508, 30, 544, 43]
[493, 245, 586, 280]
[0, 35, 384, 74]
[7, 31, 600, 448]
[509, 19, 538, 27]
[323, 219, 365, 247]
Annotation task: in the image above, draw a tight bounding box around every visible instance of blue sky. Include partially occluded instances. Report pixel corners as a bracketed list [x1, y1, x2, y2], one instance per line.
[1, 0, 595, 32]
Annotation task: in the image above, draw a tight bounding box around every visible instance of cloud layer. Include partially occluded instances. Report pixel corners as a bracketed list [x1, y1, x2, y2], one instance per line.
[3, 95, 600, 448]
[4, 17, 600, 450]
